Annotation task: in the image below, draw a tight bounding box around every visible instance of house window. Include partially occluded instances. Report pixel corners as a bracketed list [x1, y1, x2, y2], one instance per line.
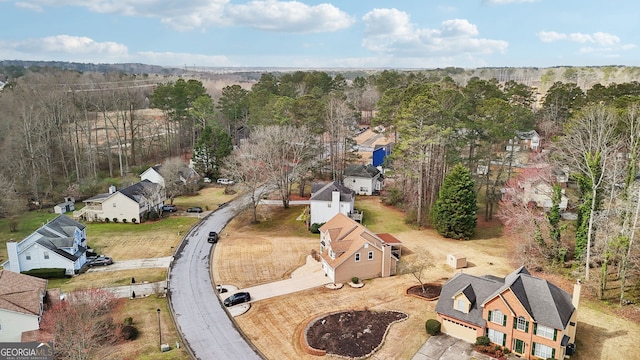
[489, 310, 505, 325]
[26, 253, 31, 260]
[532, 342, 554, 359]
[456, 299, 466, 312]
[516, 316, 528, 332]
[368, 251, 374, 260]
[43, 252, 50, 260]
[113, 203, 116, 207]
[534, 324, 556, 340]
[355, 253, 361, 262]
[487, 328, 506, 346]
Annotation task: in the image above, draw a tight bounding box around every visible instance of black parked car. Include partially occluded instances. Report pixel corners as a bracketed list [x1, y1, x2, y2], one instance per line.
[223, 292, 251, 307]
[208, 231, 219, 244]
[186, 206, 203, 213]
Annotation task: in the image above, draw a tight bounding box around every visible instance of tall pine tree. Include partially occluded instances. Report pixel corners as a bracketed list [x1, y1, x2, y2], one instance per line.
[431, 164, 477, 240]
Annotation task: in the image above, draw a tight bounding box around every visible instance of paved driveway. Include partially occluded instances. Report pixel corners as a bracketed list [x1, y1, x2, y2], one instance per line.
[412, 335, 493, 360]
[86, 256, 172, 272]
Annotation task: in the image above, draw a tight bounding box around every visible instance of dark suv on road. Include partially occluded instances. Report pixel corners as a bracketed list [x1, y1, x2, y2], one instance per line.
[208, 231, 219, 244]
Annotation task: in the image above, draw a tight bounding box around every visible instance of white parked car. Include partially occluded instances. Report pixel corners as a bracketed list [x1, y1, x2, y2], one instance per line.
[203, 177, 212, 183]
[217, 178, 234, 185]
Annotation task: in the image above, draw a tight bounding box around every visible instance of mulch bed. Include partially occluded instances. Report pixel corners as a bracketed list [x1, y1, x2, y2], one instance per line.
[406, 283, 442, 300]
[306, 310, 408, 358]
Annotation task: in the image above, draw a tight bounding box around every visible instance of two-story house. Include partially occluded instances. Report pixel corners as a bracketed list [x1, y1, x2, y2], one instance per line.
[318, 213, 402, 284]
[506, 130, 541, 152]
[435, 266, 579, 359]
[309, 181, 357, 226]
[2, 215, 87, 276]
[343, 164, 383, 196]
[75, 180, 164, 223]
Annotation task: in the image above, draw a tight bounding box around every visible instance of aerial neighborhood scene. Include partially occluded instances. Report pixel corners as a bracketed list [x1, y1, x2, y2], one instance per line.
[1, 1, 640, 359]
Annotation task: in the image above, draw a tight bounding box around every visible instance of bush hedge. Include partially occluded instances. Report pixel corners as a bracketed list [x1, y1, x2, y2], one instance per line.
[22, 268, 67, 279]
[425, 319, 441, 335]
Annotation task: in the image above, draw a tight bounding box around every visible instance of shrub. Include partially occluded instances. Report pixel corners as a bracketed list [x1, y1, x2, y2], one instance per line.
[121, 325, 138, 340]
[112, 218, 118, 223]
[351, 277, 360, 284]
[22, 268, 67, 279]
[425, 319, 441, 335]
[104, 218, 110, 223]
[131, 218, 137, 223]
[122, 218, 127, 223]
[503, 347, 511, 354]
[148, 210, 159, 219]
[476, 336, 490, 346]
[123, 317, 133, 326]
[310, 222, 324, 234]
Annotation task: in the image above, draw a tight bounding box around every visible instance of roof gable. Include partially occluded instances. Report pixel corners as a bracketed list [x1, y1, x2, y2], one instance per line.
[310, 181, 354, 202]
[119, 180, 160, 203]
[0, 270, 46, 316]
[344, 164, 381, 179]
[436, 273, 503, 327]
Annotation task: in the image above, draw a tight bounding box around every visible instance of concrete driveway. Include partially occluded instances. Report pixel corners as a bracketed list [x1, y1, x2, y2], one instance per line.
[412, 335, 493, 360]
[221, 255, 330, 317]
[86, 256, 172, 272]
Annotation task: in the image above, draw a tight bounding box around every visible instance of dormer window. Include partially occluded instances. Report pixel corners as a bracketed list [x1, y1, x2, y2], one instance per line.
[456, 299, 466, 312]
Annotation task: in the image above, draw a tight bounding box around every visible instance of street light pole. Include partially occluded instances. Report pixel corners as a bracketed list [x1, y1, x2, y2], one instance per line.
[156, 308, 162, 349]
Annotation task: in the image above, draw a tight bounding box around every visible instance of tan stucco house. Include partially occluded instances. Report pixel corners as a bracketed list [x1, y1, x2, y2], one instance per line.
[318, 213, 402, 284]
[435, 266, 580, 359]
[0, 270, 48, 342]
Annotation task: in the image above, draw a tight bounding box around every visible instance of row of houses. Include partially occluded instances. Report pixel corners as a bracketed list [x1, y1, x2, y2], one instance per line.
[314, 211, 579, 360]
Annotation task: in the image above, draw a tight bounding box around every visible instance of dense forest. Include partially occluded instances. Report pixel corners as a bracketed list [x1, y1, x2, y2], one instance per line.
[2, 63, 640, 303]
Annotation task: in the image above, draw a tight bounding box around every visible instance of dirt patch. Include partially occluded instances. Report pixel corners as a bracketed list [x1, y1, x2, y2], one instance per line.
[305, 310, 408, 359]
[406, 283, 442, 300]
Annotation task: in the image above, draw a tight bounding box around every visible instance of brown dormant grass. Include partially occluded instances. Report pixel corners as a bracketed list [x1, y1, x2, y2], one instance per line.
[213, 197, 640, 360]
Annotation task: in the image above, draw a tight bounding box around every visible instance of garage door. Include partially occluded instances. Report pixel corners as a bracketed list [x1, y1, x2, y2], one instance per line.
[441, 318, 478, 343]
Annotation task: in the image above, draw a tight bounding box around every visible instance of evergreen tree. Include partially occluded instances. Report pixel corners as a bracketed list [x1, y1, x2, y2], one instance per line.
[431, 163, 477, 240]
[192, 125, 233, 179]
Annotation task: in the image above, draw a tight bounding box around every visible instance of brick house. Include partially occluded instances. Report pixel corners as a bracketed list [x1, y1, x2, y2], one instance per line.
[435, 266, 579, 359]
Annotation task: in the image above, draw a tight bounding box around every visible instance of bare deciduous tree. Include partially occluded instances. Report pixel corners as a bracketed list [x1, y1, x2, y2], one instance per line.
[40, 288, 121, 360]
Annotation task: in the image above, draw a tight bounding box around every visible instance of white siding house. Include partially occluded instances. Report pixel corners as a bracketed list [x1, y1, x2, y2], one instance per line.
[309, 182, 355, 226]
[2, 215, 87, 276]
[343, 164, 383, 196]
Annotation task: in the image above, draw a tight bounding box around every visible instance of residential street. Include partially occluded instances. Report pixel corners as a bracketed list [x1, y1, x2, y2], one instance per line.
[168, 192, 262, 360]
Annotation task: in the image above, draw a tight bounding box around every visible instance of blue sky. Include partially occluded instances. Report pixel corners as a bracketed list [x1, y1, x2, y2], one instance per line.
[0, 0, 638, 69]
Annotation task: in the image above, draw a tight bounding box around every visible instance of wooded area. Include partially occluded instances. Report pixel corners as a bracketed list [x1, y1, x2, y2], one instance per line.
[2, 65, 640, 304]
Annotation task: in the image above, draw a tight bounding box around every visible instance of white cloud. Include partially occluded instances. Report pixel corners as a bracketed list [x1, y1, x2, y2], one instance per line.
[15, 2, 44, 12]
[538, 31, 620, 46]
[362, 9, 507, 58]
[17, 0, 353, 32]
[0, 35, 129, 62]
[225, 0, 354, 32]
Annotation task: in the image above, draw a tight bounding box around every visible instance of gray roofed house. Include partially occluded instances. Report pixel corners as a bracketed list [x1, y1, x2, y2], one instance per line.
[343, 164, 383, 195]
[75, 179, 165, 224]
[309, 181, 356, 226]
[2, 215, 88, 276]
[436, 266, 581, 359]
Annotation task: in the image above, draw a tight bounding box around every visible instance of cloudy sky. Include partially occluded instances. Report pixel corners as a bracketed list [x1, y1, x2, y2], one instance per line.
[0, 0, 637, 69]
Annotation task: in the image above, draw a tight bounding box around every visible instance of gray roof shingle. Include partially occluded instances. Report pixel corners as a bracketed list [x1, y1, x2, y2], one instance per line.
[344, 164, 381, 179]
[310, 181, 354, 202]
[437, 266, 576, 330]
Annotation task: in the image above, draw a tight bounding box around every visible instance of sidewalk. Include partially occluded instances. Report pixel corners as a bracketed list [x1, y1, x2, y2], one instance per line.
[106, 280, 167, 298]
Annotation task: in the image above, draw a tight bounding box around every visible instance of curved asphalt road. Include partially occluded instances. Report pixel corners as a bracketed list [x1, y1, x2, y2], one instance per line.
[168, 194, 262, 360]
